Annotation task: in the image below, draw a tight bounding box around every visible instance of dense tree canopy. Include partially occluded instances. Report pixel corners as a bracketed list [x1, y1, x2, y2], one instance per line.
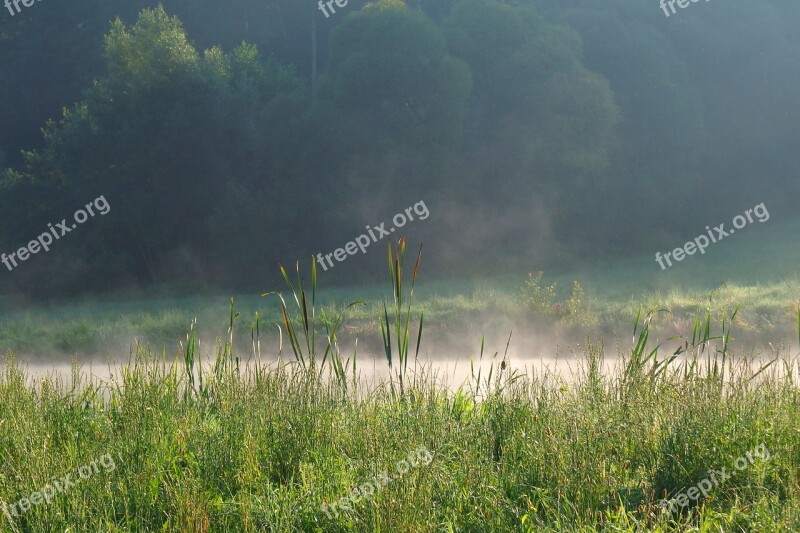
[1, 0, 798, 295]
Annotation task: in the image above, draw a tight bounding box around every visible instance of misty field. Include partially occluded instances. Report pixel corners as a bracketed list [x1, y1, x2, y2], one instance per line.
[1, 316, 798, 531]
[4, 0, 800, 531]
[1, 245, 799, 532]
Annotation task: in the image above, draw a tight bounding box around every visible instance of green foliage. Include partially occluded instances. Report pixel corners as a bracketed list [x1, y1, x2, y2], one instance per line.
[262, 259, 364, 393]
[444, 0, 619, 199]
[0, 308, 797, 530]
[104, 6, 200, 89]
[379, 239, 424, 396]
[3, 0, 800, 296]
[521, 271, 559, 317]
[321, 2, 471, 148]
[364, 0, 407, 12]
[1, 5, 310, 291]
[521, 271, 593, 325]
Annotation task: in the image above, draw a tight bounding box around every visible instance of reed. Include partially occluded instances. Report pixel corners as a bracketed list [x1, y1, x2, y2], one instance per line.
[378, 238, 424, 396]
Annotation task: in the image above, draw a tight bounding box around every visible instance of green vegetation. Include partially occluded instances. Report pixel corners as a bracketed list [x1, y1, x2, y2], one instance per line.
[0, 255, 798, 531]
[2, 1, 799, 529]
[1, 275, 799, 359]
[520, 271, 593, 326]
[4, 0, 799, 295]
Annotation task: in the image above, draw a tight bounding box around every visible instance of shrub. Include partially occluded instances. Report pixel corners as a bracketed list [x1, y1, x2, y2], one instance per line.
[521, 272, 594, 325]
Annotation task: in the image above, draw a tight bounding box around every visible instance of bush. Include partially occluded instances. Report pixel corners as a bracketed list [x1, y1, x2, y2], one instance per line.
[521, 271, 559, 318]
[521, 272, 594, 325]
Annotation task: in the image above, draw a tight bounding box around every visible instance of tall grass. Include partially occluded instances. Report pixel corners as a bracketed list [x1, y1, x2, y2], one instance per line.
[261, 260, 363, 392]
[0, 252, 797, 531]
[379, 238, 424, 396]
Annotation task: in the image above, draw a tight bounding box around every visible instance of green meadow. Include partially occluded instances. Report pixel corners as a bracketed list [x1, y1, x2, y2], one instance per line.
[3, 0, 800, 530]
[2, 214, 798, 358]
[1, 233, 799, 532]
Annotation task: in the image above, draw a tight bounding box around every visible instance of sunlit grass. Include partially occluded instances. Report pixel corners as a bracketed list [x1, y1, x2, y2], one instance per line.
[0, 239, 799, 530]
[2, 273, 799, 357]
[0, 303, 798, 531]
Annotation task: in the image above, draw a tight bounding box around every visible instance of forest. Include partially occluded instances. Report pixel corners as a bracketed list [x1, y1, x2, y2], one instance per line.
[1, 0, 797, 296]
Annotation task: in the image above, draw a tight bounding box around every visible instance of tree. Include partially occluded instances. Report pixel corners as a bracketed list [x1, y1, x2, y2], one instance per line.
[444, 0, 618, 204]
[313, 0, 471, 232]
[2, 6, 308, 290]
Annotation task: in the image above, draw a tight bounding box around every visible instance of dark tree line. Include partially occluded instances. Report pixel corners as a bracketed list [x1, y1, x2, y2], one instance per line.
[1, 0, 798, 296]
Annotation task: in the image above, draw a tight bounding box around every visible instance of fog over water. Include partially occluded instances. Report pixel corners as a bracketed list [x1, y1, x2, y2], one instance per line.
[13, 322, 799, 391]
